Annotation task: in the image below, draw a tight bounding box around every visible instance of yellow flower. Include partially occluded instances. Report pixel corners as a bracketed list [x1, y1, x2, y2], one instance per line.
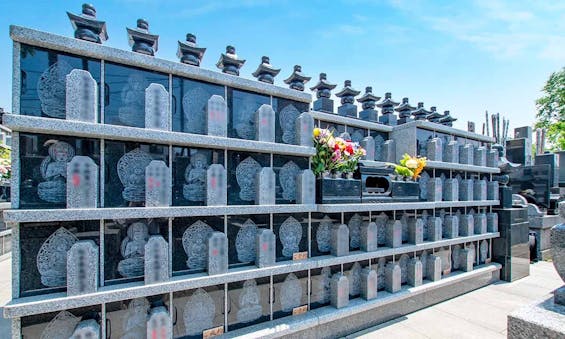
[405, 158, 418, 169]
[313, 128, 321, 137]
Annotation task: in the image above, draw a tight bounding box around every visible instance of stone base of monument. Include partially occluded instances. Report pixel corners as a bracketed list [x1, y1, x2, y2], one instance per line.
[316, 178, 361, 204]
[508, 296, 565, 339]
[529, 215, 563, 261]
[492, 207, 530, 282]
[225, 264, 500, 338]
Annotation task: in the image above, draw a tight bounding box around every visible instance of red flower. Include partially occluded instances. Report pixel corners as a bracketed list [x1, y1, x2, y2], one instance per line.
[345, 144, 354, 155]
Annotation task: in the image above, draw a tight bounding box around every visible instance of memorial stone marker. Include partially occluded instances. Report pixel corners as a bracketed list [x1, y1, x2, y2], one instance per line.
[330, 273, 349, 309]
[65, 69, 97, 122]
[375, 212, 388, 246]
[207, 232, 228, 275]
[360, 268, 378, 300]
[296, 169, 315, 205]
[427, 178, 443, 202]
[459, 144, 474, 165]
[255, 104, 275, 143]
[145, 83, 170, 130]
[443, 178, 458, 202]
[427, 255, 442, 281]
[67, 240, 98, 296]
[443, 215, 459, 239]
[487, 212, 498, 232]
[427, 138, 443, 162]
[256, 228, 276, 268]
[474, 146, 486, 167]
[487, 181, 499, 201]
[255, 167, 276, 205]
[147, 306, 172, 339]
[459, 178, 473, 201]
[360, 221, 378, 251]
[70, 319, 100, 339]
[295, 112, 314, 147]
[444, 141, 459, 163]
[474, 213, 487, 234]
[459, 214, 474, 236]
[145, 236, 169, 284]
[474, 178, 487, 201]
[145, 160, 171, 207]
[383, 139, 396, 163]
[206, 164, 227, 206]
[385, 262, 401, 293]
[385, 220, 402, 248]
[460, 249, 474, 272]
[408, 217, 424, 245]
[408, 258, 423, 287]
[331, 223, 349, 256]
[428, 217, 442, 242]
[207, 95, 228, 137]
[66, 156, 98, 209]
[360, 136, 375, 161]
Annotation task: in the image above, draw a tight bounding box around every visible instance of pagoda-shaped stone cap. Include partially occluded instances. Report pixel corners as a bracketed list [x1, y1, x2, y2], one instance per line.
[439, 110, 457, 126]
[310, 73, 337, 99]
[127, 18, 159, 56]
[216, 45, 246, 76]
[67, 3, 108, 43]
[251, 56, 281, 84]
[426, 106, 444, 122]
[177, 33, 206, 66]
[335, 80, 361, 105]
[357, 86, 381, 110]
[376, 92, 399, 115]
[394, 97, 415, 116]
[283, 65, 311, 91]
[411, 102, 431, 120]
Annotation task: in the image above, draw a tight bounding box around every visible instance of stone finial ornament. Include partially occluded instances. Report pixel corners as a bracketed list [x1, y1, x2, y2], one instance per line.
[439, 110, 457, 127]
[376, 92, 399, 126]
[67, 3, 108, 43]
[177, 33, 206, 66]
[357, 86, 381, 122]
[127, 19, 159, 55]
[216, 45, 246, 76]
[283, 65, 311, 91]
[395, 97, 416, 124]
[335, 80, 361, 117]
[310, 73, 337, 99]
[252, 56, 281, 84]
[411, 102, 431, 121]
[426, 106, 443, 123]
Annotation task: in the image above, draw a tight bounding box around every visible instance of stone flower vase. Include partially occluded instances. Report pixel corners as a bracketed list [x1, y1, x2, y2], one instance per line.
[550, 201, 565, 305]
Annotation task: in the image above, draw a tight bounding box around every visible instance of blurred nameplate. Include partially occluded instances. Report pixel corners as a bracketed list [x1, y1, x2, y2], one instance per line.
[203, 326, 224, 338]
[292, 251, 308, 261]
[292, 305, 308, 316]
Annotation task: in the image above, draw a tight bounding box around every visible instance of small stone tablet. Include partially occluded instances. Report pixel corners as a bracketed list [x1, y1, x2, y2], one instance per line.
[144, 235, 169, 284]
[66, 156, 98, 209]
[331, 223, 350, 256]
[295, 112, 314, 147]
[207, 95, 228, 137]
[65, 69, 97, 123]
[207, 232, 228, 275]
[67, 240, 98, 296]
[360, 268, 378, 300]
[145, 83, 170, 130]
[255, 104, 276, 142]
[331, 273, 349, 309]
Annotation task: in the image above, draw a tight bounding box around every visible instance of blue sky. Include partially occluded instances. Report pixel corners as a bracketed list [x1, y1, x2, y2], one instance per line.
[0, 0, 563, 133]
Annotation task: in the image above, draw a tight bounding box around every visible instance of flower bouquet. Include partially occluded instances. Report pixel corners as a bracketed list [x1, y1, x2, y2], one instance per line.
[386, 153, 427, 181]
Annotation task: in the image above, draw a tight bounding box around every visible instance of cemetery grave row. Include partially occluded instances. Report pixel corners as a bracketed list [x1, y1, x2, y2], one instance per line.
[4, 8, 503, 338]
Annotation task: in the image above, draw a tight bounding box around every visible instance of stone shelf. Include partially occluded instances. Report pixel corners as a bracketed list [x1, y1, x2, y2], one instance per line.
[426, 161, 500, 174]
[394, 120, 495, 143]
[3, 204, 318, 223]
[3, 232, 498, 318]
[3, 114, 316, 157]
[4, 201, 499, 223]
[317, 200, 499, 213]
[10, 25, 311, 105]
[226, 263, 501, 338]
[310, 111, 393, 132]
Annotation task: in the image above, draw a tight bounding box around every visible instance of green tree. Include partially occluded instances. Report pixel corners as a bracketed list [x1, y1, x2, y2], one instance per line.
[535, 67, 565, 151]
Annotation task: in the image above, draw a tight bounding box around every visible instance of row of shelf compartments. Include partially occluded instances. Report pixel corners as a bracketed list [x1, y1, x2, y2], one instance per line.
[11, 210, 497, 298]
[14, 247, 491, 338]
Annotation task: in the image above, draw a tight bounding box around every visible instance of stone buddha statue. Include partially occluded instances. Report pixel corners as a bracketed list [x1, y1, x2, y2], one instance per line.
[117, 221, 149, 278]
[37, 141, 75, 203]
[183, 152, 208, 202]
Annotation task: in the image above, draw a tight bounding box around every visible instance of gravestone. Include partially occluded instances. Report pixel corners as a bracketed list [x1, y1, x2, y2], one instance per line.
[487, 181, 499, 201]
[443, 215, 459, 239]
[376, 212, 388, 246]
[383, 139, 396, 163]
[400, 214, 409, 243]
[473, 178, 487, 200]
[347, 262, 362, 297]
[207, 95, 228, 137]
[427, 138, 443, 162]
[360, 136, 375, 161]
[255, 104, 275, 142]
[427, 178, 443, 202]
[147, 306, 172, 339]
[452, 245, 462, 270]
[145, 83, 169, 130]
[474, 146, 486, 167]
[144, 235, 169, 284]
[459, 179, 473, 201]
[419, 171, 430, 200]
[385, 262, 401, 293]
[255, 167, 276, 205]
[331, 223, 349, 256]
[70, 319, 100, 339]
[66, 156, 98, 209]
[427, 255, 441, 281]
[255, 228, 276, 268]
[444, 141, 459, 163]
[460, 248, 474, 272]
[349, 214, 362, 249]
[437, 248, 452, 275]
[295, 112, 314, 147]
[385, 220, 402, 248]
[296, 169, 315, 205]
[474, 213, 487, 234]
[360, 221, 378, 251]
[487, 149, 499, 168]
[330, 273, 349, 309]
[206, 164, 227, 206]
[459, 144, 474, 165]
[407, 258, 423, 287]
[67, 240, 98, 296]
[487, 212, 498, 232]
[479, 240, 489, 263]
[459, 214, 474, 236]
[420, 251, 429, 279]
[443, 178, 458, 201]
[207, 232, 228, 275]
[399, 254, 409, 284]
[408, 217, 424, 244]
[145, 160, 171, 207]
[65, 69, 97, 122]
[360, 268, 378, 300]
[428, 217, 442, 241]
[377, 258, 386, 290]
[374, 135, 385, 161]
